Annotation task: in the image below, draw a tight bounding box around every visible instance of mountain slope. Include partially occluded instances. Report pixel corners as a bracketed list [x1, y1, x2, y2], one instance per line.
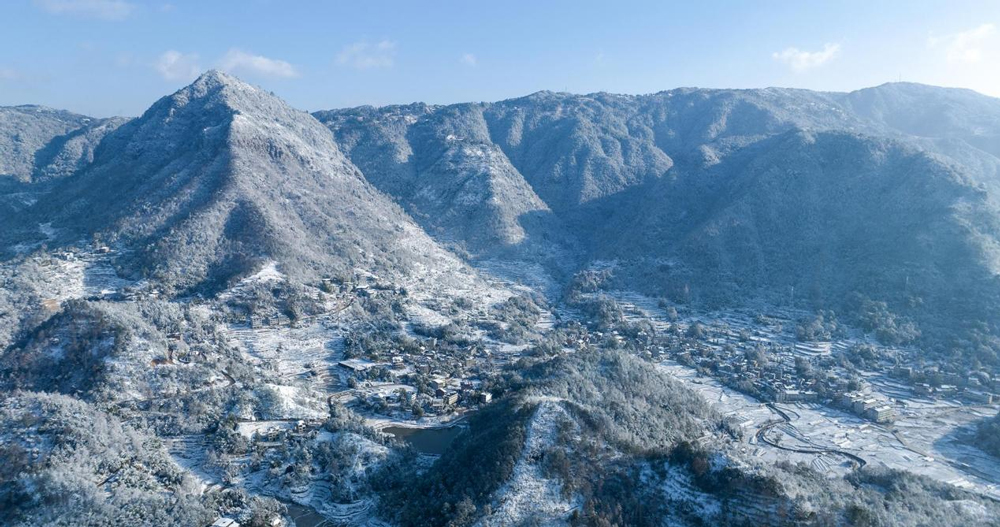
[378, 351, 1000, 526]
[317, 104, 567, 258]
[0, 105, 91, 182]
[317, 87, 875, 256]
[22, 71, 470, 294]
[841, 82, 1000, 159]
[0, 391, 213, 526]
[0, 105, 123, 184]
[318, 85, 1000, 365]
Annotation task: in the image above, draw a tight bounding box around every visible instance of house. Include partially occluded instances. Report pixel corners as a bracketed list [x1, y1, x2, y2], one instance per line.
[964, 390, 994, 404]
[851, 397, 878, 415]
[864, 405, 895, 423]
[442, 392, 459, 406]
[939, 385, 959, 397]
[478, 391, 493, 404]
[210, 518, 240, 527]
[338, 358, 377, 372]
[892, 366, 913, 380]
[794, 390, 819, 403]
[773, 388, 818, 403]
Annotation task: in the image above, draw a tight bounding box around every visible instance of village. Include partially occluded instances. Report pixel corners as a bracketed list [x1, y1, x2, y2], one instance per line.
[218, 274, 1000, 449]
[14, 246, 1000, 525]
[591, 292, 1000, 427]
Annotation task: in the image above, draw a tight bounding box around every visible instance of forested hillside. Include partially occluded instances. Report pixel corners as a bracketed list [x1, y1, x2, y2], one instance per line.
[318, 83, 1000, 367]
[3, 74, 1000, 526]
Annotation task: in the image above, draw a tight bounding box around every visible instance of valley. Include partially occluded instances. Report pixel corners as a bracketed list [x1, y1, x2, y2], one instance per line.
[3, 71, 1000, 526]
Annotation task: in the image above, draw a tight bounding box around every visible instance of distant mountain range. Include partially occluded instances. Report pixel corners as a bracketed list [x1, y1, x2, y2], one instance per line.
[6, 71, 1000, 527]
[4, 73, 1000, 364]
[0, 105, 120, 185]
[318, 81, 1000, 365]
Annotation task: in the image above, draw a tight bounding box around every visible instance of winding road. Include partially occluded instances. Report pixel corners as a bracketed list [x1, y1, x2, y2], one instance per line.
[755, 403, 867, 467]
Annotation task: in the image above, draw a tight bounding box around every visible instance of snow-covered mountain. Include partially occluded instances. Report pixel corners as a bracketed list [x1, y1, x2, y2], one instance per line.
[0, 105, 124, 184]
[10, 71, 476, 294]
[4, 77, 1000, 365]
[319, 83, 1000, 365]
[5, 75, 1000, 527]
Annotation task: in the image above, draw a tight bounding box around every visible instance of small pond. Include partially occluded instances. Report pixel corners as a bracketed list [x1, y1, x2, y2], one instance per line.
[383, 425, 465, 455]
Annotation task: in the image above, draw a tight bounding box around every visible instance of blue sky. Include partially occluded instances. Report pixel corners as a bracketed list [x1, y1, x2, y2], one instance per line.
[1, 0, 998, 117]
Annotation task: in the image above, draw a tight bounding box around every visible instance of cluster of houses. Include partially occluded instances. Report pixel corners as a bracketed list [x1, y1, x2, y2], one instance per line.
[893, 365, 998, 404]
[338, 353, 494, 418]
[836, 391, 896, 423]
[656, 323, 911, 424]
[248, 312, 292, 329]
[628, 310, 1000, 425]
[431, 377, 492, 406]
[672, 341, 828, 398]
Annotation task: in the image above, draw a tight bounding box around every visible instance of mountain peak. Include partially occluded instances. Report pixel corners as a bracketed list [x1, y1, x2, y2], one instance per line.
[193, 68, 233, 84]
[189, 69, 255, 93]
[28, 64, 466, 294]
[136, 70, 297, 124]
[174, 69, 262, 108]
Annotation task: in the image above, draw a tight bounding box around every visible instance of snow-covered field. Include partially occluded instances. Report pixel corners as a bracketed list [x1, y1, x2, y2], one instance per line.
[578, 290, 1000, 501]
[14, 250, 133, 305]
[659, 361, 1000, 500]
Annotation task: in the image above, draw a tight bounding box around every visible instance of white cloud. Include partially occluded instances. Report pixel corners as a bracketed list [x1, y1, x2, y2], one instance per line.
[218, 48, 299, 78]
[0, 68, 22, 82]
[460, 53, 477, 67]
[156, 49, 298, 82]
[929, 23, 997, 64]
[33, 0, 134, 20]
[772, 43, 841, 72]
[336, 40, 396, 69]
[0, 68, 50, 84]
[155, 50, 201, 81]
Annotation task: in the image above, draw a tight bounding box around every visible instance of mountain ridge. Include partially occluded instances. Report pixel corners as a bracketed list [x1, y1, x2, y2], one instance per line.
[318, 80, 1000, 366]
[5, 74, 1000, 364]
[8, 71, 478, 295]
[6, 73, 1000, 526]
